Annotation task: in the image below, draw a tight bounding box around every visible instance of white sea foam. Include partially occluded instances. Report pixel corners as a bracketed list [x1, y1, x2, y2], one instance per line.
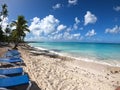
[28, 44, 120, 67]
[59, 53, 120, 67]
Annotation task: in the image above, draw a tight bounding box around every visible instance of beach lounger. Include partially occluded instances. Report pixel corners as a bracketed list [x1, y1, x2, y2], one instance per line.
[8, 49, 20, 54]
[0, 67, 24, 76]
[0, 58, 23, 63]
[0, 74, 31, 90]
[0, 58, 23, 66]
[4, 50, 21, 58]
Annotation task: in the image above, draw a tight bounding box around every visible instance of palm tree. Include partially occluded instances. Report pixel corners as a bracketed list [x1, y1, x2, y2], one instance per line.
[1, 4, 8, 18]
[0, 26, 4, 42]
[11, 15, 30, 49]
[4, 25, 11, 43]
[0, 4, 8, 43]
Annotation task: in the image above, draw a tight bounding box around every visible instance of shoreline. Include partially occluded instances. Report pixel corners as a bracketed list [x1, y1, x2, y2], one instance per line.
[18, 43, 120, 90]
[29, 44, 120, 68]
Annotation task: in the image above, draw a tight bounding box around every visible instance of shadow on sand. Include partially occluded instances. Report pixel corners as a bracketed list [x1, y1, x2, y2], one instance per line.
[8, 81, 41, 90]
[30, 81, 41, 90]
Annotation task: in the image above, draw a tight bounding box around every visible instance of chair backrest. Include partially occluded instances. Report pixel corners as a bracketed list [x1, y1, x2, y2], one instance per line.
[0, 57, 20, 60]
[0, 57, 22, 61]
[8, 50, 20, 54]
[0, 74, 29, 87]
[0, 67, 23, 75]
[5, 51, 20, 56]
[0, 59, 22, 63]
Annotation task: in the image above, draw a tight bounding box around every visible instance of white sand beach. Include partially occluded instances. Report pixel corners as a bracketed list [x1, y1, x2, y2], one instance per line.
[17, 44, 120, 90]
[0, 44, 120, 90]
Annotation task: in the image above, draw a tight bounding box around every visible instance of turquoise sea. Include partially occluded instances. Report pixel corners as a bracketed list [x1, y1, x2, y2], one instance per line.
[29, 42, 120, 66]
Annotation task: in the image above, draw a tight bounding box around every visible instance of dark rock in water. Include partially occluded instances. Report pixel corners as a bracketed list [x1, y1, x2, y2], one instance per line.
[43, 50, 49, 53]
[50, 49, 61, 52]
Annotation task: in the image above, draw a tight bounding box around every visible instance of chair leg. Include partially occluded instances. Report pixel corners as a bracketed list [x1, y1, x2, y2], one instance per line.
[0, 88, 12, 90]
[27, 81, 32, 90]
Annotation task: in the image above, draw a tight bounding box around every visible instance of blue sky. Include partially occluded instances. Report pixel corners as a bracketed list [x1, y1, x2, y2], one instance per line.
[1, 0, 120, 43]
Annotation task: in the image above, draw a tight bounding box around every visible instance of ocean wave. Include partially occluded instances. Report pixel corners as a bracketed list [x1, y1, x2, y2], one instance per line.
[28, 44, 120, 67]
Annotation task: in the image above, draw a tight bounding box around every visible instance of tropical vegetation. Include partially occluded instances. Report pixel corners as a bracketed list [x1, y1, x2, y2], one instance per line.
[10, 15, 30, 48]
[0, 4, 30, 49]
[0, 4, 8, 42]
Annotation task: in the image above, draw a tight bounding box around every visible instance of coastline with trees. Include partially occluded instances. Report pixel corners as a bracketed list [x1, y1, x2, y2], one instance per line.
[0, 4, 30, 49]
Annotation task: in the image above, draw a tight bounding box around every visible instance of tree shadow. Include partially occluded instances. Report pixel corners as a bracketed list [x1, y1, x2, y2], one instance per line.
[8, 80, 41, 90]
[30, 81, 41, 90]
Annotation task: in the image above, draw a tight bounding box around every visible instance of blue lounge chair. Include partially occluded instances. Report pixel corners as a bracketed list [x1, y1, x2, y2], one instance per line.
[0, 74, 31, 90]
[0, 57, 23, 62]
[0, 67, 23, 76]
[8, 49, 20, 54]
[0, 57, 23, 63]
[4, 50, 21, 58]
[0, 58, 23, 66]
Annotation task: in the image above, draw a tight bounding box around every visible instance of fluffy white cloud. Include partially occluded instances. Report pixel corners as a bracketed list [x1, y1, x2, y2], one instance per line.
[73, 17, 80, 30]
[29, 17, 41, 36]
[27, 15, 82, 41]
[85, 29, 96, 37]
[40, 15, 59, 34]
[63, 32, 72, 40]
[84, 11, 97, 25]
[73, 33, 80, 37]
[105, 25, 120, 34]
[66, 27, 72, 32]
[52, 3, 61, 10]
[51, 33, 63, 40]
[68, 0, 78, 5]
[57, 24, 67, 31]
[26, 35, 49, 41]
[79, 27, 83, 30]
[113, 6, 120, 12]
[65, 17, 80, 31]
[29, 15, 59, 36]
[63, 32, 81, 40]
[75, 17, 80, 24]
[0, 16, 9, 31]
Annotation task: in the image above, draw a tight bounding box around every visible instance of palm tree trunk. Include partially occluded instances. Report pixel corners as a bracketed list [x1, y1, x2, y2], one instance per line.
[13, 40, 19, 49]
[13, 42, 18, 49]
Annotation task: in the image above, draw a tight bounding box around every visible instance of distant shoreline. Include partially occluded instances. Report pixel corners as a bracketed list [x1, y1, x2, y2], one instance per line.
[26, 41, 120, 44]
[27, 42, 120, 67]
